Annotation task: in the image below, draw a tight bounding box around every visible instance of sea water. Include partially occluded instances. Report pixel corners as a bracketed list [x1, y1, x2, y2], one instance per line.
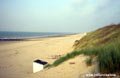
[0, 31, 72, 39]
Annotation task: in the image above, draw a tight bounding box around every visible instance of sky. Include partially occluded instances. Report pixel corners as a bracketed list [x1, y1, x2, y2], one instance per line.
[0, 0, 120, 33]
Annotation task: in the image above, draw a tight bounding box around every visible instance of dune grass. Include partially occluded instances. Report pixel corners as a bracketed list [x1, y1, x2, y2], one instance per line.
[86, 56, 93, 66]
[50, 41, 120, 74]
[44, 64, 52, 69]
[82, 41, 120, 74]
[44, 51, 82, 68]
[98, 42, 120, 73]
[52, 51, 81, 66]
[74, 24, 120, 51]
[47, 24, 120, 74]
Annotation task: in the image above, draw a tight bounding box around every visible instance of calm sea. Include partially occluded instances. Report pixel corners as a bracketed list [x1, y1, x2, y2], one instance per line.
[0, 31, 73, 39]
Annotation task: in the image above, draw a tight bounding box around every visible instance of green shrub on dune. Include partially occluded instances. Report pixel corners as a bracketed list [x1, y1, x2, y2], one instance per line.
[81, 48, 98, 56]
[98, 42, 120, 73]
[53, 56, 67, 66]
[52, 51, 82, 66]
[86, 56, 93, 66]
[80, 40, 120, 74]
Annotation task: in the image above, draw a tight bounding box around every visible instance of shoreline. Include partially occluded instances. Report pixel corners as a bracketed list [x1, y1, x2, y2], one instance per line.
[0, 33, 79, 41]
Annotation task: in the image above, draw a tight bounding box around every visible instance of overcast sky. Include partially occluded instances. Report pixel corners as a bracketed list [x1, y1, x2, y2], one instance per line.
[0, 0, 120, 33]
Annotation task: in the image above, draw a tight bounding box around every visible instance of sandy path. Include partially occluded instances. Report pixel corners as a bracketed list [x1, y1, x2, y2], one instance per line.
[0, 33, 93, 78]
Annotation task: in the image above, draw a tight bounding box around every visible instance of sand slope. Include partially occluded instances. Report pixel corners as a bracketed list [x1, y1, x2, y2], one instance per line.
[0, 33, 93, 78]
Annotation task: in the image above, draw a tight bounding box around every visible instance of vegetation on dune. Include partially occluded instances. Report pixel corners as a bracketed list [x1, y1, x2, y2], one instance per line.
[46, 24, 120, 75]
[98, 42, 120, 74]
[51, 51, 81, 66]
[44, 64, 52, 69]
[74, 24, 120, 50]
[73, 24, 120, 74]
[86, 56, 93, 66]
[81, 41, 120, 74]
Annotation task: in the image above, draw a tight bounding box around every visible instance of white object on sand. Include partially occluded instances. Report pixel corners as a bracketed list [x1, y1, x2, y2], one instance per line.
[33, 59, 48, 73]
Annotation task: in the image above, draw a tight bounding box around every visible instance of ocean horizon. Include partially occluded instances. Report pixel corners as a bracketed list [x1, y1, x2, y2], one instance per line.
[0, 31, 75, 39]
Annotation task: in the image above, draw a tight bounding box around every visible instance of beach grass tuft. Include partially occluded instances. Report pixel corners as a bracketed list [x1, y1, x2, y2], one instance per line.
[86, 56, 93, 66]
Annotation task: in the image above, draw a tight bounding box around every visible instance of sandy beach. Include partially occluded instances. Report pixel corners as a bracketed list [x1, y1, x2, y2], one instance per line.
[0, 33, 94, 78]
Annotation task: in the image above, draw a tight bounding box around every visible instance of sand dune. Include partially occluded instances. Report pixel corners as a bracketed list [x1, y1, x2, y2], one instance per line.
[0, 33, 93, 78]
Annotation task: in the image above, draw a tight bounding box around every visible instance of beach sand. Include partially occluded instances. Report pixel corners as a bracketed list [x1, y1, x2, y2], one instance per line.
[0, 33, 94, 78]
